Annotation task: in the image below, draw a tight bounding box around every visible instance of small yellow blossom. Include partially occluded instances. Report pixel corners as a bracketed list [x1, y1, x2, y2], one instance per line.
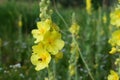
[118, 0, 120, 3]
[42, 31, 64, 55]
[31, 49, 51, 71]
[110, 8, 120, 27]
[18, 15, 22, 28]
[69, 23, 80, 35]
[44, 77, 48, 80]
[94, 64, 98, 69]
[32, 19, 51, 43]
[86, 0, 92, 14]
[55, 52, 63, 62]
[32, 43, 44, 54]
[115, 58, 120, 65]
[69, 65, 75, 76]
[109, 30, 120, 46]
[103, 14, 107, 23]
[107, 70, 119, 80]
[109, 47, 117, 54]
[18, 20, 22, 28]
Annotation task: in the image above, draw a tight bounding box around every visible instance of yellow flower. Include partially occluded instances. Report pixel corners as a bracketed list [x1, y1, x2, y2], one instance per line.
[115, 58, 120, 65]
[32, 43, 44, 54]
[107, 70, 119, 80]
[109, 47, 117, 54]
[69, 23, 80, 35]
[70, 41, 76, 53]
[109, 30, 120, 46]
[103, 14, 107, 23]
[69, 65, 75, 76]
[55, 52, 63, 62]
[42, 31, 64, 55]
[44, 77, 48, 80]
[32, 19, 51, 43]
[110, 8, 120, 27]
[18, 20, 22, 28]
[18, 15, 22, 28]
[86, 0, 92, 14]
[31, 49, 51, 71]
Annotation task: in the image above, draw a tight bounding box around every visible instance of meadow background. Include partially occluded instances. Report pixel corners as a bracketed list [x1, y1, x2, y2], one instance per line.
[0, 0, 118, 80]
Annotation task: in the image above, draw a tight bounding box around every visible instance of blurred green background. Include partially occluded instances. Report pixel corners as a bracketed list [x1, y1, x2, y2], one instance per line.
[0, 0, 118, 80]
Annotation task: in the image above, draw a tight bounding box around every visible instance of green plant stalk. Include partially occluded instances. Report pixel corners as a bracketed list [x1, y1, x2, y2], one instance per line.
[47, 66, 52, 80]
[18, 27, 22, 62]
[68, 72, 71, 80]
[18, 27, 22, 43]
[73, 35, 78, 80]
[67, 49, 74, 80]
[53, 59, 56, 80]
[68, 35, 78, 80]
[73, 36, 94, 80]
[95, 8, 102, 79]
[48, 59, 56, 80]
[75, 57, 78, 80]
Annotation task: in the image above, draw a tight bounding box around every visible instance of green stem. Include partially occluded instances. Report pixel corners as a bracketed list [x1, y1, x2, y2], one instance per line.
[18, 27, 22, 43]
[75, 59, 78, 80]
[68, 73, 71, 80]
[53, 59, 56, 80]
[47, 67, 51, 80]
[47, 59, 56, 80]
[73, 36, 94, 80]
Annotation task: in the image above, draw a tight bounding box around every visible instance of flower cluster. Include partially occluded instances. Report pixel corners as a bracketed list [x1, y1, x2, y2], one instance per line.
[30, 0, 65, 71]
[68, 14, 80, 78]
[69, 23, 80, 36]
[108, 1, 120, 79]
[31, 19, 64, 71]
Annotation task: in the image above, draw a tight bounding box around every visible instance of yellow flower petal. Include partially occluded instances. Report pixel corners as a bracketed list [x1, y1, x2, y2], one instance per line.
[109, 30, 120, 46]
[32, 19, 51, 43]
[43, 31, 64, 55]
[109, 47, 117, 54]
[31, 48, 51, 71]
[110, 8, 120, 27]
[107, 70, 119, 80]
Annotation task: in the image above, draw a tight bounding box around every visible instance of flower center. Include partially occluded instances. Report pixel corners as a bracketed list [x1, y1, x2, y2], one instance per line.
[40, 28, 45, 34]
[38, 55, 46, 62]
[48, 38, 53, 44]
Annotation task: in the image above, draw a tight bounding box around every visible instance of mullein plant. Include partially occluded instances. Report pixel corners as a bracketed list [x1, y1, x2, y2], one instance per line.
[68, 13, 80, 80]
[107, 0, 120, 80]
[18, 15, 22, 42]
[30, 0, 64, 80]
[16, 15, 23, 62]
[68, 13, 94, 80]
